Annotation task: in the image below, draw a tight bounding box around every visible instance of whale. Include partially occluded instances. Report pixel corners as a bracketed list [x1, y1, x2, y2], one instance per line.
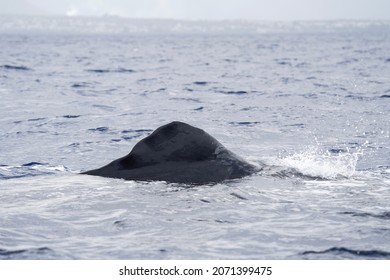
[82, 121, 260, 184]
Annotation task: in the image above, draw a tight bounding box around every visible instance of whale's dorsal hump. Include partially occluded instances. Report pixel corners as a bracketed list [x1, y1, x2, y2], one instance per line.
[119, 121, 222, 168]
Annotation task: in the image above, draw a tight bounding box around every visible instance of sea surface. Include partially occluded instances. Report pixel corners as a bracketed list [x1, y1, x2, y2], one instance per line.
[0, 16, 389, 259]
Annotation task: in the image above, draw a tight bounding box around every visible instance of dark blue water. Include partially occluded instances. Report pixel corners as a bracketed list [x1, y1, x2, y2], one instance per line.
[0, 17, 389, 259]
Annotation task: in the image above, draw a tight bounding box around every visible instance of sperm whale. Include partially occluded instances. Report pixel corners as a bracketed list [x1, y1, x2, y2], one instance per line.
[82, 121, 260, 184]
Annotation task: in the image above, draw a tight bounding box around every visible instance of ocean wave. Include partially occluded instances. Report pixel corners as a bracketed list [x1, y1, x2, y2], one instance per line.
[301, 247, 390, 259]
[1, 64, 32, 71]
[0, 247, 52, 259]
[217, 90, 248, 95]
[339, 211, 390, 220]
[0, 163, 70, 180]
[0, 247, 71, 260]
[86, 68, 136, 73]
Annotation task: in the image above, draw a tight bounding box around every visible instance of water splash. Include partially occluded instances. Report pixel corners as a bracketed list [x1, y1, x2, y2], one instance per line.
[274, 147, 360, 179]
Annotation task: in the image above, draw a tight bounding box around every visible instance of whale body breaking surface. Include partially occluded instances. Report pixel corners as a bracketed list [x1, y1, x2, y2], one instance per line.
[82, 121, 259, 184]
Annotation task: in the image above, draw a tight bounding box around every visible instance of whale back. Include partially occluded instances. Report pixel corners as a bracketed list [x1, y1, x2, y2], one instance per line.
[82, 121, 259, 184]
[118, 121, 222, 169]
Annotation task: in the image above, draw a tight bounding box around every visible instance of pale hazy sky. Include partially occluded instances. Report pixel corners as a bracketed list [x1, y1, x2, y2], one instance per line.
[1, 0, 389, 20]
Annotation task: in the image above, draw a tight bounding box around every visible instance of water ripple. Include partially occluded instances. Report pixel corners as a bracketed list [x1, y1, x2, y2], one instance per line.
[1, 64, 32, 71]
[301, 247, 390, 259]
[86, 68, 136, 73]
[339, 211, 390, 220]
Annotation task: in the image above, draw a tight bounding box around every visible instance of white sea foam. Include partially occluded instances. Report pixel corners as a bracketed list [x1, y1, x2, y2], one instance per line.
[275, 147, 360, 179]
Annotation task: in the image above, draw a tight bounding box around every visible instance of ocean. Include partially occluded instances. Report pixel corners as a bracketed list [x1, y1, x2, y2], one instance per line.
[0, 16, 389, 259]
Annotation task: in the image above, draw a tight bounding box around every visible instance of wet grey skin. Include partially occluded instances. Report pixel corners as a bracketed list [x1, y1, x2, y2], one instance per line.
[82, 121, 260, 184]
